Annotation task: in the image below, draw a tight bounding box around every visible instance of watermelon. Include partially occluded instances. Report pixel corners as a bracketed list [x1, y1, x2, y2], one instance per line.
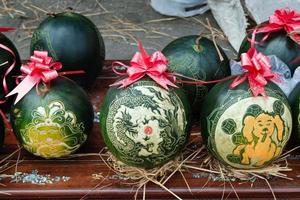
[0, 118, 4, 147]
[200, 80, 292, 169]
[11, 77, 94, 158]
[288, 82, 300, 146]
[100, 79, 191, 168]
[30, 12, 105, 88]
[238, 29, 300, 75]
[162, 35, 230, 116]
[0, 33, 21, 111]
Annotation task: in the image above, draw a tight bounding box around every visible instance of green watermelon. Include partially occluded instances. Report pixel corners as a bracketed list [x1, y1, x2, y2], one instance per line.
[100, 79, 191, 168]
[0, 33, 21, 111]
[0, 118, 4, 147]
[238, 29, 300, 75]
[11, 77, 94, 158]
[30, 12, 105, 88]
[200, 80, 292, 169]
[288, 82, 300, 146]
[162, 35, 230, 116]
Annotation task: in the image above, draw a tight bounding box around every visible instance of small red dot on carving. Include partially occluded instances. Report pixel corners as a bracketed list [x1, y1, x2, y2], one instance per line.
[144, 126, 153, 135]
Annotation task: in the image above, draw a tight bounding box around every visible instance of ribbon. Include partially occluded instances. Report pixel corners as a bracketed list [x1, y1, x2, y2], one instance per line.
[111, 41, 278, 97]
[0, 44, 15, 97]
[0, 27, 17, 96]
[255, 8, 300, 44]
[230, 47, 279, 96]
[0, 27, 20, 145]
[231, 28, 280, 97]
[111, 41, 177, 90]
[6, 51, 62, 104]
[0, 27, 15, 32]
[6, 50, 84, 104]
[111, 41, 238, 89]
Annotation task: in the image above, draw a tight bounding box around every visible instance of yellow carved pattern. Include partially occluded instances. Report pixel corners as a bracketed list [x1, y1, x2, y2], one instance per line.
[23, 125, 78, 158]
[20, 101, 86, 158]
[233, 112, 284, 167]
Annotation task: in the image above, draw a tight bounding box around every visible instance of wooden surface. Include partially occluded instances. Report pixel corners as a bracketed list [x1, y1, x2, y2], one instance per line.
[1, 61, 300, 200]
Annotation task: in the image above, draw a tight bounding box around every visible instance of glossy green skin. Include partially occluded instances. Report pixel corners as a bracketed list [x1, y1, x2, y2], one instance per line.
[288, 82, 300, 146]
[0, 118, 4, 147]
[239, 30, 300, 75]
[11, 77, 94, 158]
[200, 80, 291, 168]
[0, 33, 21, 112]
[162, 35, 230, 116]
[30, 12, 105, 88]
[100, 79, 192, 168]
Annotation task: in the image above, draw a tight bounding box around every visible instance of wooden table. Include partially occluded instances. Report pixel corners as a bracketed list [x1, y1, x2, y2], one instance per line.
[1, 61, 300, 200]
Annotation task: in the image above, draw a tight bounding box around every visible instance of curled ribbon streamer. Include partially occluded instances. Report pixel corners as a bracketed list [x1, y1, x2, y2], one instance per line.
[0, 27, 17, 95]
[0, 44, 16, 95]
[111, 41, 178, 90]
[6, 50, 85, 104]
[230, 47, 279, 96]
[255, 8, 300, 44]
[0, 27, 18, 144]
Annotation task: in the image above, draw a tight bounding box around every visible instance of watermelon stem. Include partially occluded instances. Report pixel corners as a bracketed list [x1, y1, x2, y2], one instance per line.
[195, 37, 204, 52]
[47, 12, 57, 17]
[38, 82, 50, 96]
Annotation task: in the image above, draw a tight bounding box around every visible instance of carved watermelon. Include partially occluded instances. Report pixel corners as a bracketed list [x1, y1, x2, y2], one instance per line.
[200, 80, 292, 169]
[11, 77, 94, 158]
[162, 35, 230, 116]
[288, 82, 300, 146]
[100, 79, 191, 168]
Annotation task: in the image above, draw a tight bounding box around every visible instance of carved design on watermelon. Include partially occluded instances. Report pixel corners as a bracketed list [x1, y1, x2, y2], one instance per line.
[298, 101, 300, 129]
[221, 118, 236, 135]
[207, 88, 292, 168]
[167, 54, 208, 107]
[31, 30, 58, 60]
[228, 103, 285, 167]
[106, 81, 187, 166]
[19, 100, 87, 158]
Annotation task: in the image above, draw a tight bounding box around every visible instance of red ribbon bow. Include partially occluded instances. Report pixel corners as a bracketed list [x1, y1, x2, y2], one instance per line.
[256, 8, 300, 43]
[111, 41, 177, 90]
[230, 47, 279, 96]
[6, 50, 62, 104]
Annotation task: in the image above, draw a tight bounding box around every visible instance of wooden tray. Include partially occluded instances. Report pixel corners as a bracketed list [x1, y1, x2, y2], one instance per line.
[1, 61, 300, 200]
